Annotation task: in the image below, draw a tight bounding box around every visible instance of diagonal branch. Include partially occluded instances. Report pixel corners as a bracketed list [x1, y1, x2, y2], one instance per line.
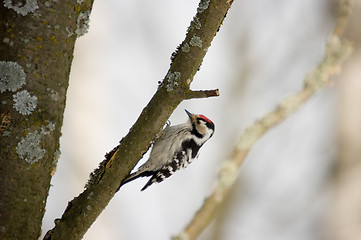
[44, 0, 233, 239]
[173, 1, 353, 239]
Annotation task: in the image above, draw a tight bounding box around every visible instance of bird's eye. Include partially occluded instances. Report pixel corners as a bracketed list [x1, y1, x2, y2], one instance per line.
[197, 120, 201, 124]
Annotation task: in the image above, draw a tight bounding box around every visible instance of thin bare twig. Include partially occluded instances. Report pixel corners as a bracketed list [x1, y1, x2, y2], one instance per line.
[185, 89, 220, 99]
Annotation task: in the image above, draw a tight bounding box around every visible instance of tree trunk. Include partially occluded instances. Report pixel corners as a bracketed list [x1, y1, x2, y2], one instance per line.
[0, 1, 93, 239]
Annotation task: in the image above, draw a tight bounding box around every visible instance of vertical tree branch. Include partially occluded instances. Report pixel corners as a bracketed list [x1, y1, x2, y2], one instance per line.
[0, 1, 93, 239]
[173, 1, 353, 239]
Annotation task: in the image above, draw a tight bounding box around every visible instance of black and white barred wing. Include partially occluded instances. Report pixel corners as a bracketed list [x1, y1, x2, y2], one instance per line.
[140, 145, 196, 191]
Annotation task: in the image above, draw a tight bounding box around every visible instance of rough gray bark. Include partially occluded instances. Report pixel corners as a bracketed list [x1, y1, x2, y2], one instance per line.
[0, 0, 93, 239]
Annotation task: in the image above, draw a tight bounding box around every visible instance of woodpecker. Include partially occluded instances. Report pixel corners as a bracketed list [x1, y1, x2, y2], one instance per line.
[118, 109, 215, 191]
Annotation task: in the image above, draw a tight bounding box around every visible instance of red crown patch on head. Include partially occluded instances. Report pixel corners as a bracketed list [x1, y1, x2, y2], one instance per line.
[199, 114, 212, 124]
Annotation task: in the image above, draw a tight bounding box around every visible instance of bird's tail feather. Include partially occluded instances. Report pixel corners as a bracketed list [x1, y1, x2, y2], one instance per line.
[116, 170, 153, 192]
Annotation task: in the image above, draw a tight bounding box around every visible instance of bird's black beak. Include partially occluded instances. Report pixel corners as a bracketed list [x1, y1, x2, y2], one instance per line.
[185, 109, 193, 119]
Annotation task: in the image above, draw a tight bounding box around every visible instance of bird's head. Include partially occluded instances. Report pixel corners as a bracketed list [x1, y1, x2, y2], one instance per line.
[185, 109, 215, 139]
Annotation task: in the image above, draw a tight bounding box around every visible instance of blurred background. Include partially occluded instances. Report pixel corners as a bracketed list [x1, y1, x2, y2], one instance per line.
[42, 0, 361, 239]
